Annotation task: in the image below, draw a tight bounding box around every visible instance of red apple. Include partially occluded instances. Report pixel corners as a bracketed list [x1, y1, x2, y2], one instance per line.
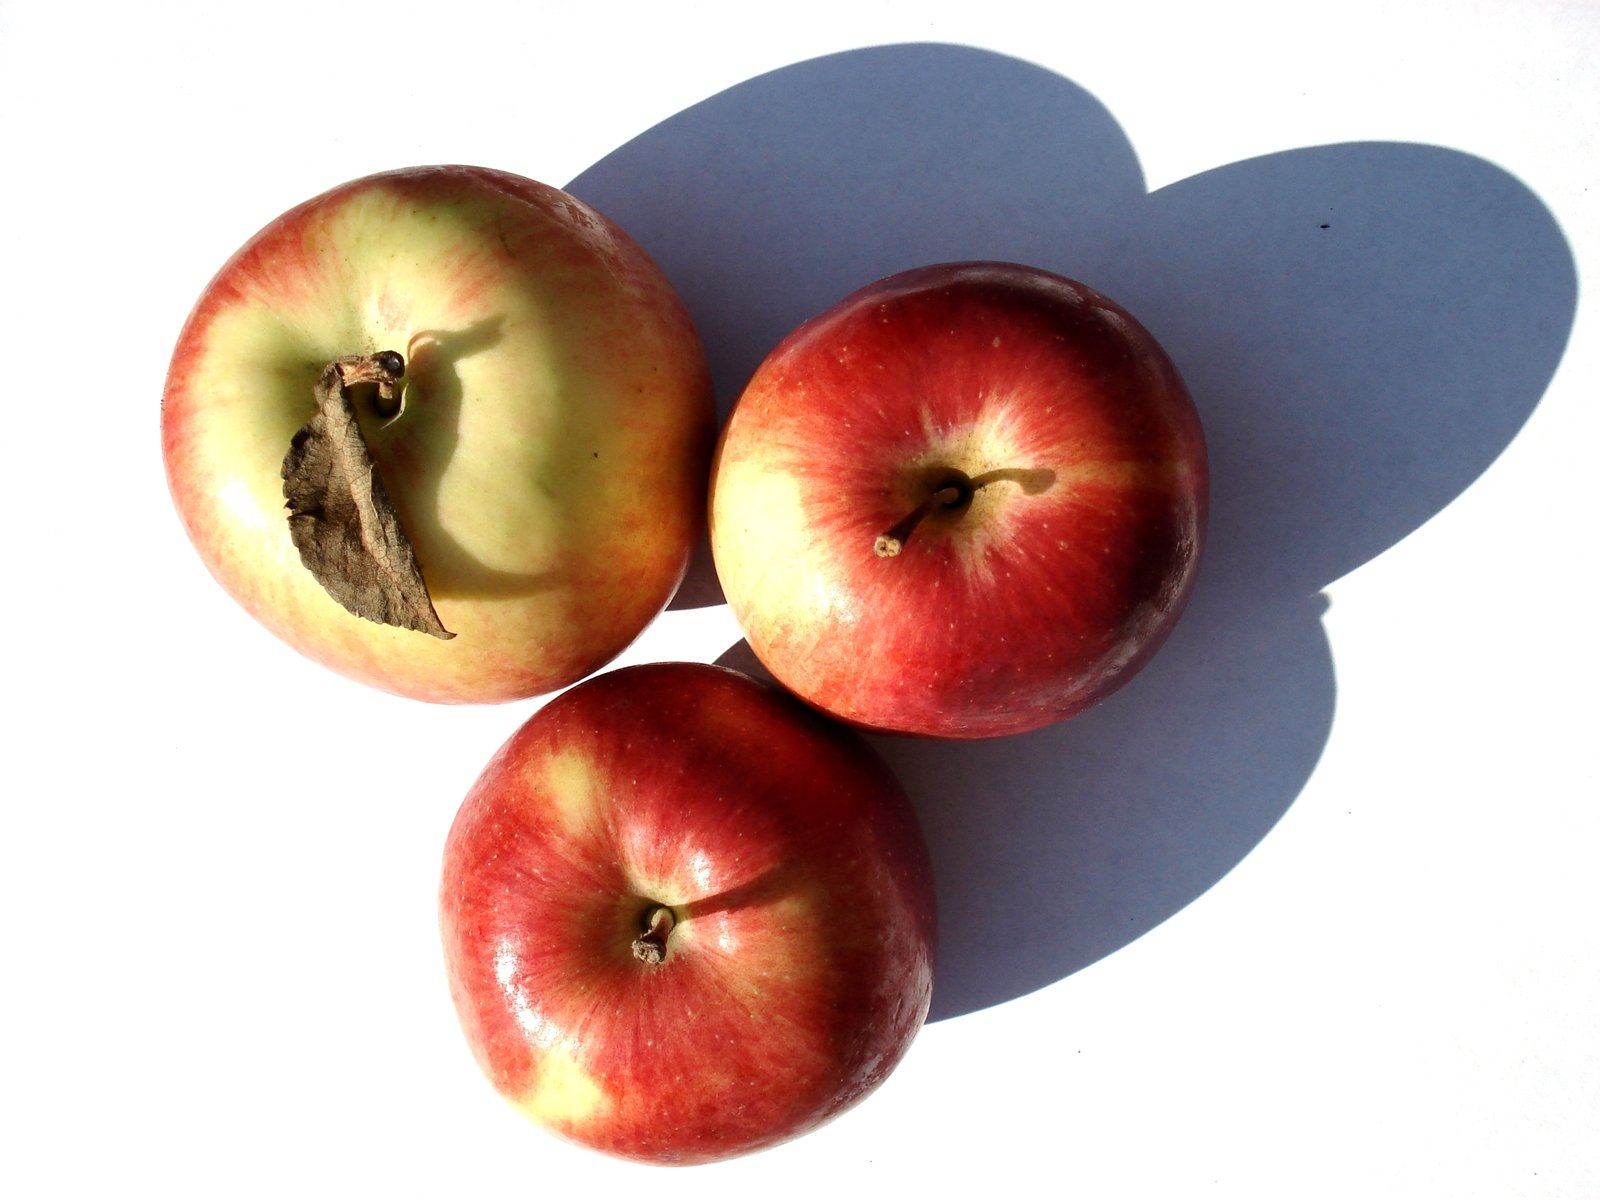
[709, 261, 1207, 738]
[439, 662, 936, 1164]
[162, 165, 713, 703]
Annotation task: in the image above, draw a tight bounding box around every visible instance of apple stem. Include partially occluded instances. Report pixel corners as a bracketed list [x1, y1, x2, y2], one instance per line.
[337, 350, 406, 418]
[631, 904, 676, 966]
[874, 482, 970, 557]
[873, 466, 1057, 557]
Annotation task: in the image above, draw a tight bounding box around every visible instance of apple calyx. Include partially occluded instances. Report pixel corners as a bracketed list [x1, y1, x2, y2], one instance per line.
[873, 466, 1055, 557]
[630, 904, 677, 966]
[280, 352, 455, 640]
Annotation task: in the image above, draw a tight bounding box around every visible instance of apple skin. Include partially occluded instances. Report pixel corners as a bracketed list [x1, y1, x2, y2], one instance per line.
[439, 662, 936, 1164]
[162, 165, 713, 703]
[709, 261, 1207, 739]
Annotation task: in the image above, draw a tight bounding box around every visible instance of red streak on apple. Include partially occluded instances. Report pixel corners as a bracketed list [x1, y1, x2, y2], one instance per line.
[440, 663, 936, 1164]
[710, 262, 1208, 738]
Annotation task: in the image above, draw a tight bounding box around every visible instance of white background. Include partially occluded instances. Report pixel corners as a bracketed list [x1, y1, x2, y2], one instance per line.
[3, 1, 1597, 1195]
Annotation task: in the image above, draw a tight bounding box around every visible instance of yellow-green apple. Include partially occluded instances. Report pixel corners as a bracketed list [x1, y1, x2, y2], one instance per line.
[162, 165, 713, 703]
[439, 662, 936, 1164]
[709, 261, 1207, 738]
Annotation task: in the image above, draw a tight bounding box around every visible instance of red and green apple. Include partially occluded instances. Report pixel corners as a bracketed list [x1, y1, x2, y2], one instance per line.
[162, 165, 713, 703]
[439, 662, 937, 1164]
[709, 261, 1208, 738]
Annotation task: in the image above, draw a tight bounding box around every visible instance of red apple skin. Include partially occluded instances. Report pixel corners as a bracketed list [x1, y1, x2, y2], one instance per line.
[162, 166, 713, 703]
[439, 663, 936, 1165]
[709, 262, 1207, 738]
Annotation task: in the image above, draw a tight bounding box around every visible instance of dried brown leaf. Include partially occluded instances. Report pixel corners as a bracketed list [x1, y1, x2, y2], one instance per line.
[280, 353, 454, 640]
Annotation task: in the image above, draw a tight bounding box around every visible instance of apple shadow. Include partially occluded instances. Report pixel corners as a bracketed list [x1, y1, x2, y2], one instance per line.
[566, 45, 1576, 1020]
[367, 315, 565, 601]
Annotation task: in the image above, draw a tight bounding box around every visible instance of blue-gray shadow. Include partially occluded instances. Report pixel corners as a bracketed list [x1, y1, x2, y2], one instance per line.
[566, 44, 1576, 1020]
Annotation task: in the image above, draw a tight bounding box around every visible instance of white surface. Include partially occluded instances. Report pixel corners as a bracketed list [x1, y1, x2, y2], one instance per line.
[3, 1, 1596, 1195]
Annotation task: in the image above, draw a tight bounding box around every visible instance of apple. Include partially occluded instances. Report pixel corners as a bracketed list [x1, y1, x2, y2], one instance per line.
[162, 165, 713, 703]
[709, 261, 1207, 738]
[439, 662, 936, 1164]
